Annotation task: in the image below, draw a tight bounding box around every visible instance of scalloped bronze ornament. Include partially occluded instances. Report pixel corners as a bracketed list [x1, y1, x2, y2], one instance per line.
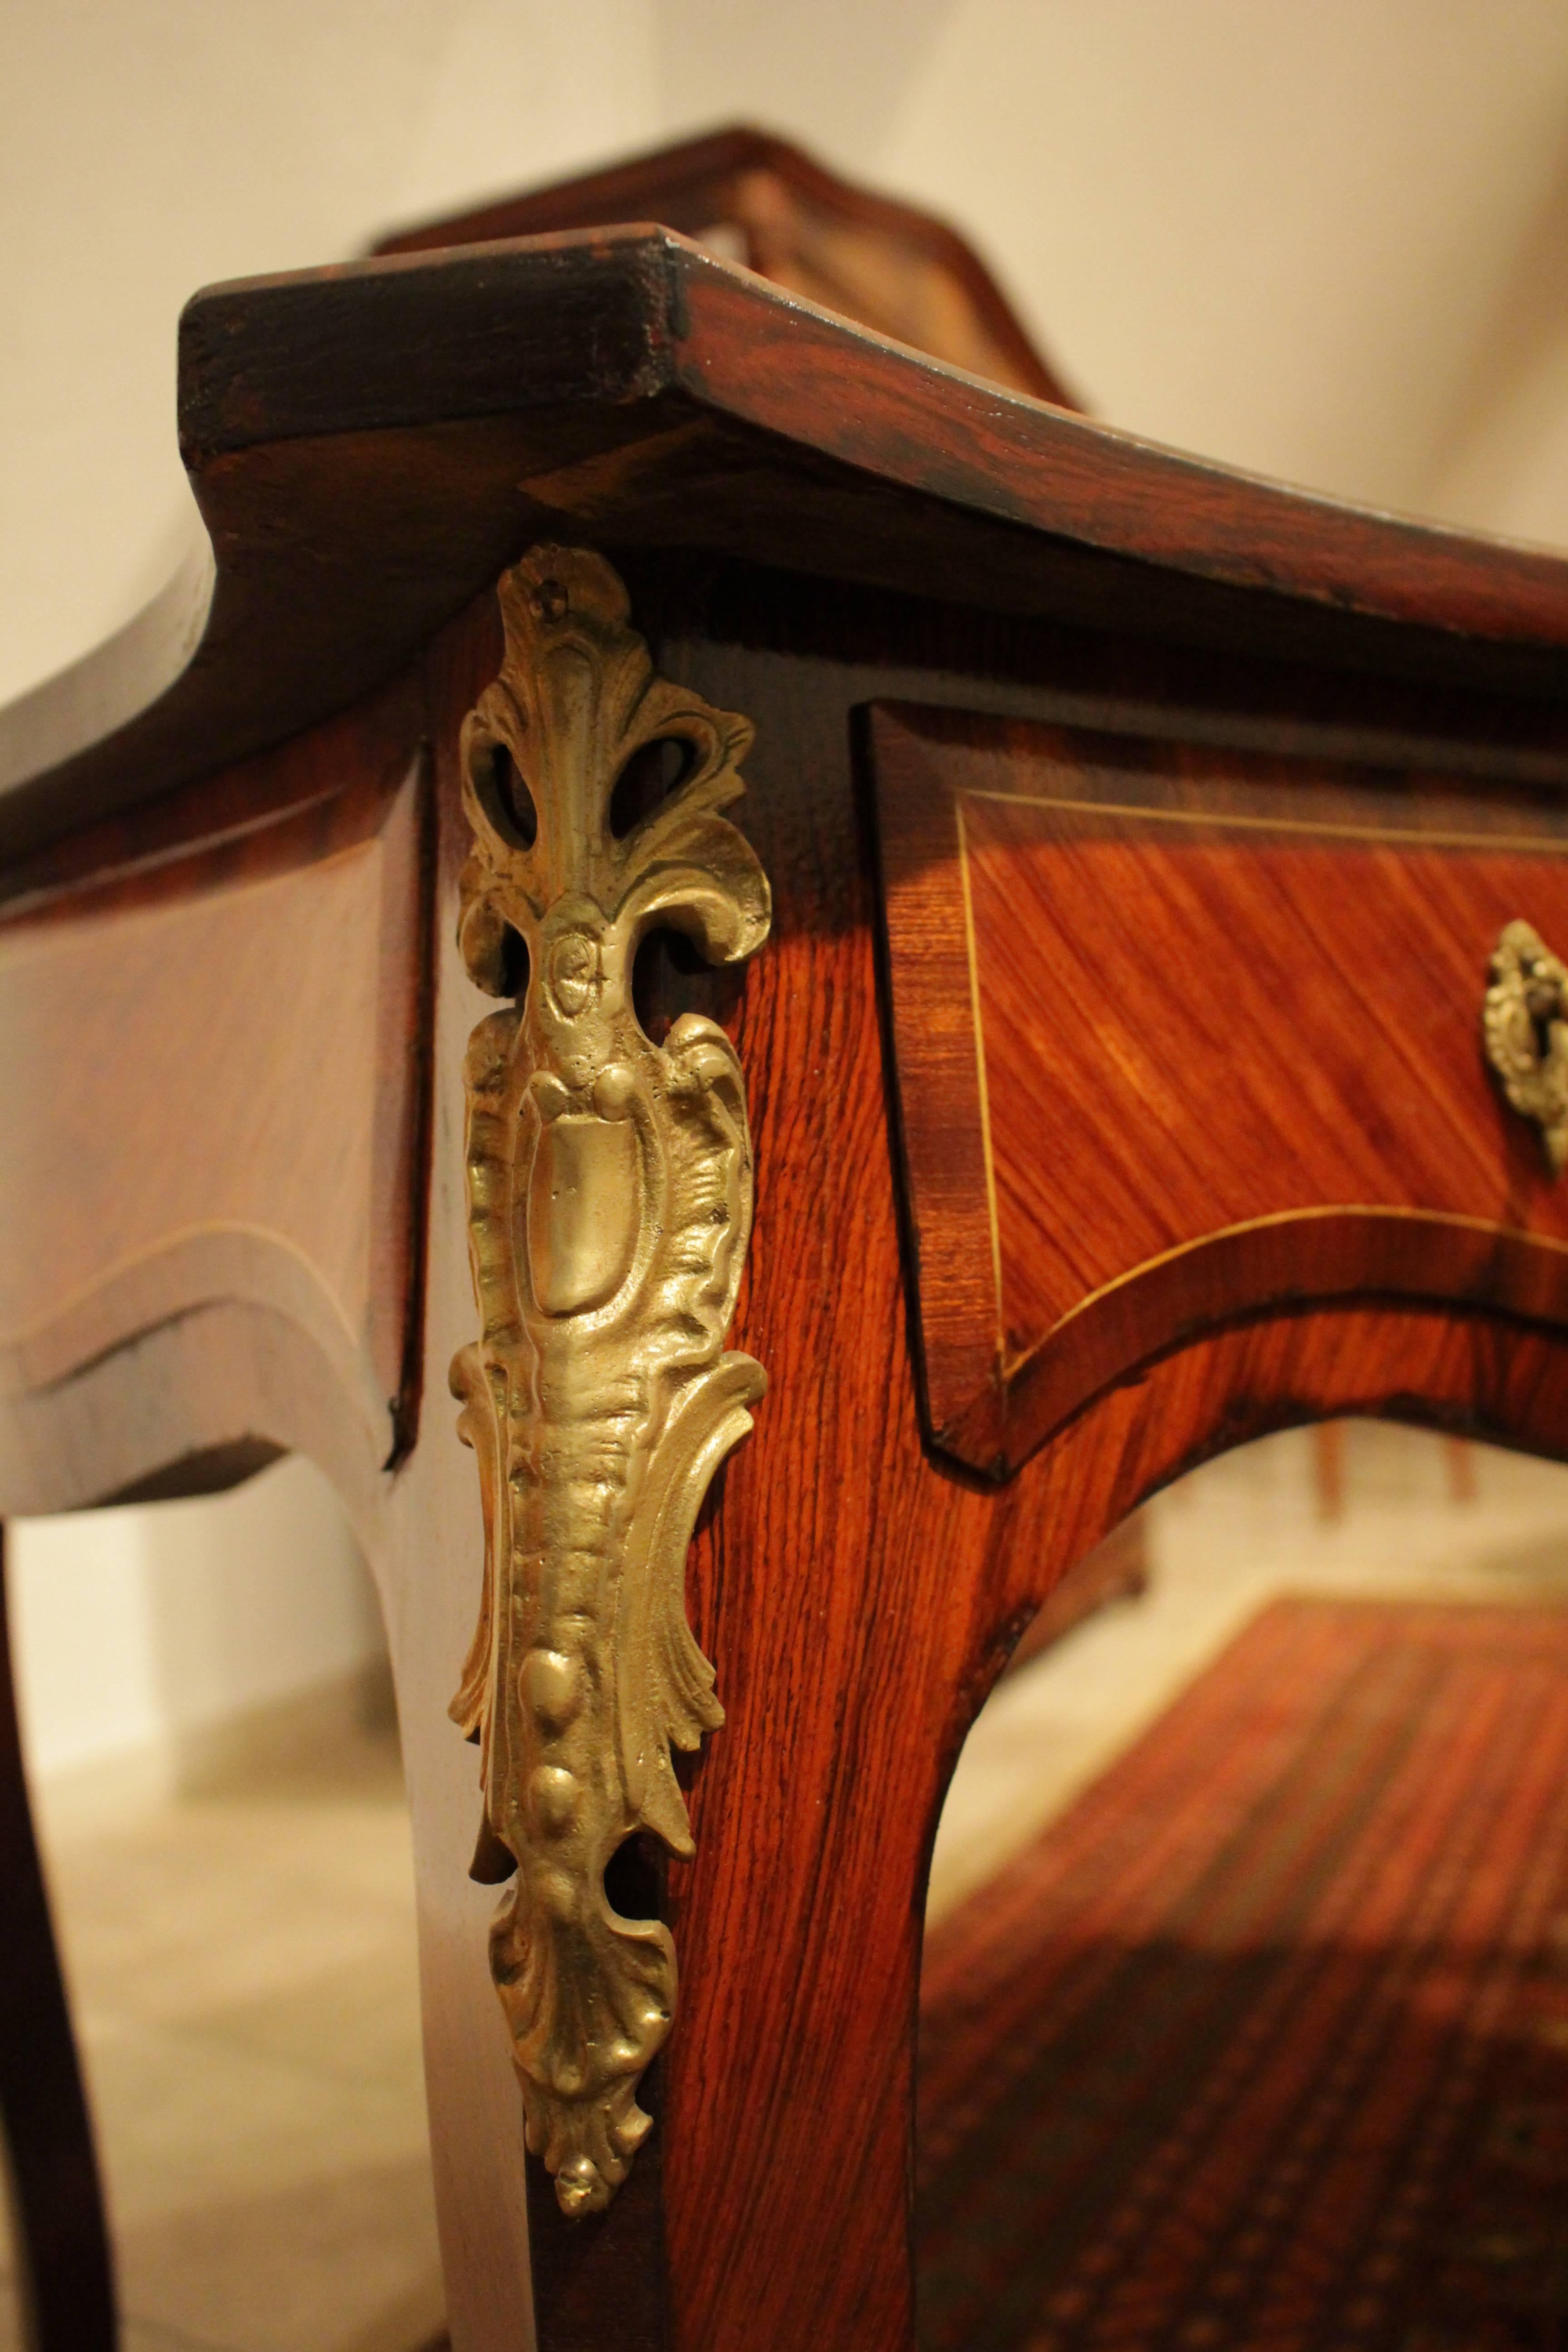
[1484, 918, 1568, 1175]
[449, 546, 770, 2215]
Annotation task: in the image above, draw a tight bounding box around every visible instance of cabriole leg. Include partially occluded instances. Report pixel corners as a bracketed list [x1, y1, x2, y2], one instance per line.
[0, 1527, 118, 2351]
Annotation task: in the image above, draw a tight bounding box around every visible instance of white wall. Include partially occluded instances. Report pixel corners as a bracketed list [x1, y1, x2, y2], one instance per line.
[10, 0, 1568, 708]
[10, 1457, 379, 1784]
[0, 0, 669, 711]
[9, 0, 1568, 1784]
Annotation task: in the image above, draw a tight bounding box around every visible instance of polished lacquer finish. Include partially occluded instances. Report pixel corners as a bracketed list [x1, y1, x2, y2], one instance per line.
[0, 686, 431, 1517]
[15, 226, 1568, 868]
[872, 699, 1568, 1475]
[15, 220, 1568, 2352]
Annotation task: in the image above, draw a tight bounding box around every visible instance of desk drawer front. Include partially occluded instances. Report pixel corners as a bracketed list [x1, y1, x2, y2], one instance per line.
[871, 701, 1568, 1473]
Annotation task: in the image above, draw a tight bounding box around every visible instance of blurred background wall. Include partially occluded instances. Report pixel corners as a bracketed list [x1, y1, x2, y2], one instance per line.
[8, 0, 1568, 1787]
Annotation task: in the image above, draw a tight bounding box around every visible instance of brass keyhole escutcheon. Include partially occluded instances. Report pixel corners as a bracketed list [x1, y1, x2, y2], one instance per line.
[1483, 918, 1568, 1174]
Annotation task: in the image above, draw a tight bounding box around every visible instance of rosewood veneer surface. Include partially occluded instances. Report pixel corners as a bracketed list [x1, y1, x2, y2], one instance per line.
[872, 701, 1568, 1474]
[8, 224, 1568, 2352]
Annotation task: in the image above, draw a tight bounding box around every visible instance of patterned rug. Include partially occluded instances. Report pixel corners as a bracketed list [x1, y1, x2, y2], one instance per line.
[918, 1600, 1568, 2352]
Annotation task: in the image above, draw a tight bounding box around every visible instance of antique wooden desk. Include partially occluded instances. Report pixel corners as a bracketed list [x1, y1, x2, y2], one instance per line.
[9, 223, 1568, 2352]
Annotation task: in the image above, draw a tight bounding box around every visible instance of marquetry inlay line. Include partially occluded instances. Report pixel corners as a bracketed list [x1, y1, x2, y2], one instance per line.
[0, 823, 388, 952]
[952, 775, 1568, 1388]
[954, 794, 1006, 1364]
[0, 1220, 367, 1358]
[1001, 1202, 1568, 1384]
[980, 1152, 1568, 1388]
[958, 783, 1568, 855]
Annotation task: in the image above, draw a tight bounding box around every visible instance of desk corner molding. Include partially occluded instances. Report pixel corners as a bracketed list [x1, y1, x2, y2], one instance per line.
[448, 544, 770, 2216]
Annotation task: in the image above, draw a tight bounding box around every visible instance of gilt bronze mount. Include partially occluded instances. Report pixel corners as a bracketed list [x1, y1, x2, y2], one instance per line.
[450, 545, 770, 2214]
[1484, 918, 1568, 1175]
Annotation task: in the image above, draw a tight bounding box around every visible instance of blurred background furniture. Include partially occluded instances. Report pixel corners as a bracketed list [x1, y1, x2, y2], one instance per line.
[11, 125, 1568, 2352]
[1313, 1421, 1478, 1517]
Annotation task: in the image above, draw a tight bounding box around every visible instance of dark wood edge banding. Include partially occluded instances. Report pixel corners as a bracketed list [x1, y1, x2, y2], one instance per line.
[369, 121, 1073, 407]
[954, 1208, 1568, 1478]
[13, 228, 1568, 872]
[870, 696, 1568, 1478]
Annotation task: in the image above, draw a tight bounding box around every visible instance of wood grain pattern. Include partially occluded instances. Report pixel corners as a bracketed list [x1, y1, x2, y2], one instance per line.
[0, 682, 430, 1516]
[874, 699, 1568, 1472]
[17, 220, 1568, 2345]
[631, 600, 1568, 2352]
[16, 557, 1568, 2352]
[0, 610, 541, 2351]
[176, 231, 1568, 669]
[1004, 1514, 1148, 1673]
[18, 227, 1568, 869]
[372, 122, 1075, 405]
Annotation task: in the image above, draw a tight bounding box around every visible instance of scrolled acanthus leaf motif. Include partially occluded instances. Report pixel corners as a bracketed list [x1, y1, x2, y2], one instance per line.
[449, 545, 770, 2216]
[1483, 918, 1568, 1176]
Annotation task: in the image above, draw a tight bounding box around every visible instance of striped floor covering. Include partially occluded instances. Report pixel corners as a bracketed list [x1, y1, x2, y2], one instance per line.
[917, 1600, 1568, 2352]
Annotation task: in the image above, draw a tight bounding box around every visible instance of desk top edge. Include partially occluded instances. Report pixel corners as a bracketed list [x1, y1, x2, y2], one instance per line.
[9, 223, 1568, 869]
[175, 225, 1568, 639]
